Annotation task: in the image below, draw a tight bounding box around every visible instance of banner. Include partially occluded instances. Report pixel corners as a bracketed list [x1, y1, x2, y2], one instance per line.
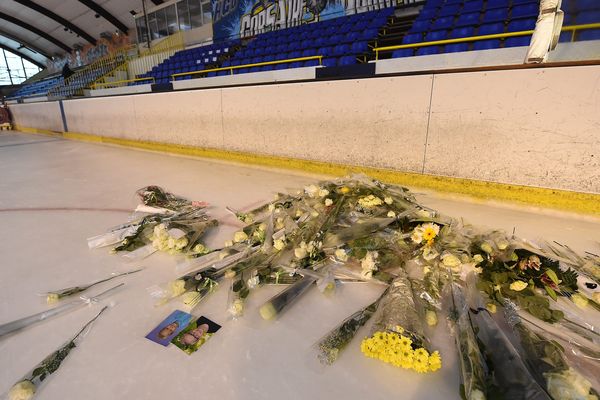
[211, 0, 407, 42]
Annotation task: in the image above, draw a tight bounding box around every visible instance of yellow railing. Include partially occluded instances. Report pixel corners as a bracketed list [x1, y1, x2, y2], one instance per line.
[140, 31, 185, 56]
[374, 22, 600, 59]
[92, 77, 155, 90]
[171, 55, 323, 81]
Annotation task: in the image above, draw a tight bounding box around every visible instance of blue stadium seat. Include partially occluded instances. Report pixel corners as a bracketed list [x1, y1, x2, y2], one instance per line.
[578, 29, 600, 41]
[507, 18, 536, 31]
[323, 57, 337, 67]
[573, 0, 600, 10]
[425, 30, 448, 41]
[478, 22, 505, 35]
[402, 33, 423, 44]
[302, 48, 317, 57]
[445, 43, 470, 52]
[482, 8, 508, 23]
[462, 1, 484, 13]
[432, 16, 455, 30]
[333, 44, 350, 56]
[338, 56, 357, 66]
[449, 26, 476, 38]
[575, 11, 600, 24]
[505, 35, 532, 47]
[473, 39, 501, 49]
[423, 0, 443, 9]
[487, 0, 510, 9]
[416, 46, 440, 55]
[410, 20, 432, 33]
[455, 12, 481, 27]
[438, 4, 461, 16]
[318, 46, 333, 57]
[512, 3, 539, 19]
[351, 41, 369, 53]
[417, 9, 438, 20]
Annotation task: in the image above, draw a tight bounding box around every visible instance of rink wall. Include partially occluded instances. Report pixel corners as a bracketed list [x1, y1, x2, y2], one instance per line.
[10, 64, 600, 212]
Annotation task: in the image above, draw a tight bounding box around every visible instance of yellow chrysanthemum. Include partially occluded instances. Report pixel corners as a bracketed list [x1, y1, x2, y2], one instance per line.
[428, 351, 442, 372]
[421, 223, 440, 242]
[413, 358, 429, 373]
[400, 350, 414, 369]
[399, 336, 412, 349]
[414, 348, 429, 359]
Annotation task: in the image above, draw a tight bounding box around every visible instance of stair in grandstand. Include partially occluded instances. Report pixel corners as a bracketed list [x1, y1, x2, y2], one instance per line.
[372, 4, 424, 57]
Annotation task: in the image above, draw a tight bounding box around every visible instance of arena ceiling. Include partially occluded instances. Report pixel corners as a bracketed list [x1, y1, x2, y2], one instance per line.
[0, 0, 165, 67]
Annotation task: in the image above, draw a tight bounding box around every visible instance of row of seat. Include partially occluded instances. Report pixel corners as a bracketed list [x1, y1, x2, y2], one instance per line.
[8, 76, 63, 99]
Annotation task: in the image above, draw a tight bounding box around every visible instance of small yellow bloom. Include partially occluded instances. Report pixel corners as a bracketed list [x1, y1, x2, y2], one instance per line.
[571, 293, 589, 309]
[46, 293, 60, 305]
[421, 223, 440, 242]
[428, 351, 442, 372]
[339, 186, 350, 194]
[233, 231, 249, 243]
[509, 280, 528, 292]
[425, 310, 438, 326]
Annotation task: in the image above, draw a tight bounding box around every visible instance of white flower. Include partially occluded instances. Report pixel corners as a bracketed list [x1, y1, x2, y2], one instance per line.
[441, 253, 461, 268]
[474, 267, 483, 274]
[247, 276, 260, 289]
[233, 231, 248, 243]
[509, 280, 528, 291]
[8, 380, 36, 400]
[384, 196, 393, 205]
[470, 389, 485, 400]
[258, 223, 267, 232]
[275, 217, 285, 230]
[304, 184, 319, 198]
[425, 310, 438, 326]
[224, 240, 233, 247]
[417, 209, 432, 218]
[192, 243, 207, 254]
[360, 251, 378, 278]
[357, 195, 383, 208]
[46, 293, 60, 305]
[411, 228, 424, 244]
[168, 279, 187, 297]
[387, 211, 396, 218]
[473, 254, 484, 264]
[175, 237, 188, 250]
[229, 299, 244, 317]
[334, 249, 348, 262]
[480, 242, 494, 254]
[167, 237, 176, 249]
[496, 238, 510, 250]
[324, 198, 333, 206]
[545, 368, 595, 400]
[318, 188, 329, 197]
[273, 239, 286, 251]
[294, 242, 308, 259]
[486, 303, 497, 313]
[268, 203, 275, 212]
[422, 246, 439, 261]
[153, 224, 168, 239]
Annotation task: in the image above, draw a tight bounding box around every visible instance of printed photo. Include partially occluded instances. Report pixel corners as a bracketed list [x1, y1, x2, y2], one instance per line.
[145, 310, 193, 347]
[172, 316, 221, 355]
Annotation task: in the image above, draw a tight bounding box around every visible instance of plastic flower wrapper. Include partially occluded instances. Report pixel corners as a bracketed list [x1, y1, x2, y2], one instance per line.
[447, 281, 489, 400]
[135, 185, 207, 212]
[258, 262, 331, 321]
[44, 269, 142, 305]
[0, 284, 123, 338]
[316, 288, 388, 365]
[503, 299, 600, 400]
[465, 274, 552, 400]
[225, 252, 275, 318]
[1, 306, 109, 400]
[360, 269, 442, 373]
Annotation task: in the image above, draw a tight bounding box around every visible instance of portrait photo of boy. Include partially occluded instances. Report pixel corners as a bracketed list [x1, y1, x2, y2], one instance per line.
[145, 310, 193, 346]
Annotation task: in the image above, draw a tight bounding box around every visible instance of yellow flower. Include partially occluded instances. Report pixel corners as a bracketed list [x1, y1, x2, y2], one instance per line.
[472, 254, 484, 264]
[413, 357, 429, 373]
[168, 279, 187, 297]
[425, 310, 438, 326]
[486, 303, 497, 313]
[394, 325, 405, 334]
[571, 293, 589, 309]
[8, 380, 36, 400]
[421, 223, 440, 242]
[233, 231, 248, 243]
[414, 348, 430, 361]
[339, 186, 350, 194]
[509, 280, 528, 291]
[46, 293, 60, 305]
[428, 351, 442, 371]
[400, 350, 414, 369]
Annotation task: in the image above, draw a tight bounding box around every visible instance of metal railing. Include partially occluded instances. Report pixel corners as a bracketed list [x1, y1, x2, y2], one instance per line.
[91, 77, 155, 90]
[171, 55, 323, 81]
[373, 22, 600, 59]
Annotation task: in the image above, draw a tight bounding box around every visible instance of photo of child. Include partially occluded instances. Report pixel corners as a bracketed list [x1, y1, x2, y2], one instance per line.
[145, 310, 193, 346]
[172, 316, 221, 355]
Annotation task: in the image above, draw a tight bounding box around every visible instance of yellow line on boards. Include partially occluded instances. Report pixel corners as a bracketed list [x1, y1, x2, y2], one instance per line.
[14, 125, 600, 216]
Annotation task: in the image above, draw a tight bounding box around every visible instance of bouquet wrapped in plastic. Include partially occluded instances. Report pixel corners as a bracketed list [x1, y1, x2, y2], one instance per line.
[360, 269, 442, 373]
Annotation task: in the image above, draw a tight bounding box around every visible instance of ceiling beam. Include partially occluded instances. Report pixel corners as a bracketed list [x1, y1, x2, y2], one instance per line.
[0, 43, 45, 68]
[0, 29, 51, 58]
[77, 0, 129, 34]
[12, 0, 97, 45]
[0, 11, 71, 52]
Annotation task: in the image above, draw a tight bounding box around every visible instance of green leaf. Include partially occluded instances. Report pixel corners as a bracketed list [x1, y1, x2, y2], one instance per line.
[545, 269, 560, 285]
[544, 285, 558, 301]
[232, 280, 243, 292]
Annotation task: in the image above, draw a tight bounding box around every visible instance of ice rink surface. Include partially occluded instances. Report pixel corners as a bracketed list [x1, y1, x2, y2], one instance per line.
[1, 131, 599, 400]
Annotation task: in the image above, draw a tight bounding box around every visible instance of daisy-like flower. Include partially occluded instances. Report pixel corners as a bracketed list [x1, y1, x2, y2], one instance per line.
[421, 223, 440, 242]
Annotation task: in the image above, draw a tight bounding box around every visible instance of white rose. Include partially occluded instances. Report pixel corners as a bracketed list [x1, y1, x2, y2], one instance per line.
[387, 211, 396, 218]
[8, 380, 36, 400]
[417, 209, 432, 218]
[168, 279, 187, 296]
[229, 299, 244, 317]
[470, 389, 485, 400]
[318, 188, 329, 197]
[294, 246, 308, 259]
[247, 276, 260, 289]
[324, 198, 333, 206]
[233, 231, 248, 243]
[334, 249, 348, 262]
[304, 184, 319, 198]
[258, 223, 267, 232]
[441, 253, 461, 268]
[175, 237, 188, 250]
[384, 196, 393, 205]
[167, 237, 176, 249]
[496, 238, 510, 250]
[473, 254, 484, 264]
[545, 368, 594, 400]
[46, 293, 60, 305]
[224, 240, 233, 247]
[411, 229, 423, 244]
[273, 239, 285, 251]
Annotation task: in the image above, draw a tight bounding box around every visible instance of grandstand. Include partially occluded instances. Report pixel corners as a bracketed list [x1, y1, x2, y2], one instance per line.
[1, 0, 600, 399]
